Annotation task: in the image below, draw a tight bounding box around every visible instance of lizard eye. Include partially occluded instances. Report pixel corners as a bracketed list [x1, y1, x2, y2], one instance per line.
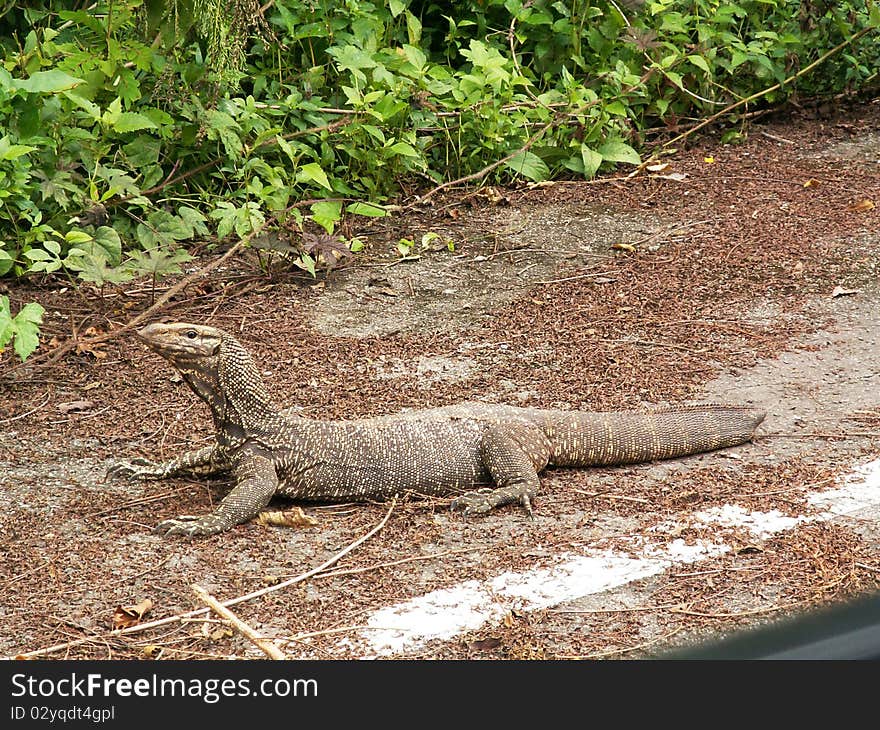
[185, 329, 198, 340]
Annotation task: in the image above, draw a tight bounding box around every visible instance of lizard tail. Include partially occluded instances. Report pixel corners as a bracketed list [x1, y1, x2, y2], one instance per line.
[546, 404, 766, 467]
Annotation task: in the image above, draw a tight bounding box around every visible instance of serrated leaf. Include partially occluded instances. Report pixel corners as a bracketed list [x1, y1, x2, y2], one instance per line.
[10, 302, 44, 362]
[298, 162, 333, 191]
[178, 207, 209, 236]
[598, 141, 641, 166]
[123, 136, 161, 167]
[503, 150, 550, 181]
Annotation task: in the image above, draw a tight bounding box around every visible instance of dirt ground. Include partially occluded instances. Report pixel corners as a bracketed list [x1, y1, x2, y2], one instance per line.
[1, 98, 879, 660]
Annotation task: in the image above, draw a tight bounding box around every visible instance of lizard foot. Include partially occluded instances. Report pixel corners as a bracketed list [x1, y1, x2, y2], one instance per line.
[154, 515, 222, 538]
[106, 458, 164, 481]
[451, 485, 535, 518]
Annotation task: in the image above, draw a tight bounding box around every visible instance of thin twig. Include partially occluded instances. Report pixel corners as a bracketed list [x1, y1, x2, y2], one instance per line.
[192, 584, 287, 660]
[9, 500, 396, 659]
[0, 392, 52, 424]
[316, 546, 479, 580]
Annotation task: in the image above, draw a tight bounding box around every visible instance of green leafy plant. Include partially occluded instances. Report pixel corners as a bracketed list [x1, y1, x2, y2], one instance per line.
[0, 296, 45, 362]
[0, 1, 878, 360]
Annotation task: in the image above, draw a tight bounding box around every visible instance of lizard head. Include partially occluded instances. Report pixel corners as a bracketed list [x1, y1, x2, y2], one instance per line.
[138, 321, 278, 432]
[137, 322, 223, 366]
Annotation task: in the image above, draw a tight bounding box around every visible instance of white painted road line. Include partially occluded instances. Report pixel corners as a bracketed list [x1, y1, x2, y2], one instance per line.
[358, 457, 880, 657]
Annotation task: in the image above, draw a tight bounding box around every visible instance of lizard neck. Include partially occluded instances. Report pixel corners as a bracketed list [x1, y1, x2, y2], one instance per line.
[181, 336, 282, 442]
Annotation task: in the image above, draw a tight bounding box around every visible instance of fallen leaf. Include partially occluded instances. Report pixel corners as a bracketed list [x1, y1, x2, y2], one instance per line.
[646, 162, 670, 173]
[736, 545, 764, 555]
[57, 400, 94, 414]
[467, 637, 502, 651]
[611, 242, 636, 252]
[803, 178, 821, 188]
[142, 645, 162, 659]
[365, 278, 398, 297]
[656, 172, 688, 182]
[204, 625, 233, 641]
[830, 285, 859, 298]
[112, 598, 153, 629]
[592, 276, 617, 284]
[847, 198, 875, 212]
[703, 156, 715, 164]
[255, 507, 318, 529]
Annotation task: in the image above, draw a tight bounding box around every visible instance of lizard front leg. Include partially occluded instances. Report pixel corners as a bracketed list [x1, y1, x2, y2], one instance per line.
[106, 444, 230, 481]
[155, 452, 278, 538]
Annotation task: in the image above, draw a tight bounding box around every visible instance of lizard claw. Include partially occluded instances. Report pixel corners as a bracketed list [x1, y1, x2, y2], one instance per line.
[450, 489, 495, 516]
[451, 486, 536, 517]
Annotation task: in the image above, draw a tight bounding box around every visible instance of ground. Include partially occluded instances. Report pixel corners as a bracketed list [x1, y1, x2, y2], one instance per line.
[1, 99, 879, 660]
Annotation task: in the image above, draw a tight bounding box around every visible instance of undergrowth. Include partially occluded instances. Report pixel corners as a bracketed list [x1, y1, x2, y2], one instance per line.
[0, 0, 878, 360]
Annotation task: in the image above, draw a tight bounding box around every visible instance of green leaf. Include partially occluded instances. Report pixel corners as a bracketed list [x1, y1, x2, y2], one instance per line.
[14, 70, 84, 93]
[503, 150, 550, 181]
[581, 145, 603, 178]
[0, 249, 13, 277]
[294, 253, 316, 277]
[298, 162, 333, 191]
[5, 301, 45, 362]
[598, 141, 641, 166]
[93, 226, 123, 265]
[687, 54, 711, 74]
[112, 112, 157, 133]
[310, 201, 343, 234]
[0, 136, 37, 161]
[346, 202, 389, 217]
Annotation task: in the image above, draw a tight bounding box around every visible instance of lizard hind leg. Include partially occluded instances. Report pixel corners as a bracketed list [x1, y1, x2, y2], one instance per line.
[451, 424, 550, 517]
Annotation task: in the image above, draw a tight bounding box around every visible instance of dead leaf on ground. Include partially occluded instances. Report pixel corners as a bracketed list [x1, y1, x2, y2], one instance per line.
[646, 162, 671, 173]
[830, 285, 859, 298]
[655, 172, 688, 182]
[142, 645, 162, 659]
[847, 198, 875, 212]
[803, 178, 821, 188]
[255, 506, 319, 529]
[611, 242, 636, 252]
[112, 598, 153, 629]
[467, 636, 502, 651]
[76, 327, 108, 360]
[57, 400, 95, 414]
[202, 623, 233, 641]
[365, 278, 398, 297]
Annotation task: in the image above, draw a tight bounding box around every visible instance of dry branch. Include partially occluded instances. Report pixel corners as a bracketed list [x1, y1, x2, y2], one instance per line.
[192, 585, 287, 660]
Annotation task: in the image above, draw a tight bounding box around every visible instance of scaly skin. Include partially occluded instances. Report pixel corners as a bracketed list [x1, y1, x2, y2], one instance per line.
[107, 322, 766, 538]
